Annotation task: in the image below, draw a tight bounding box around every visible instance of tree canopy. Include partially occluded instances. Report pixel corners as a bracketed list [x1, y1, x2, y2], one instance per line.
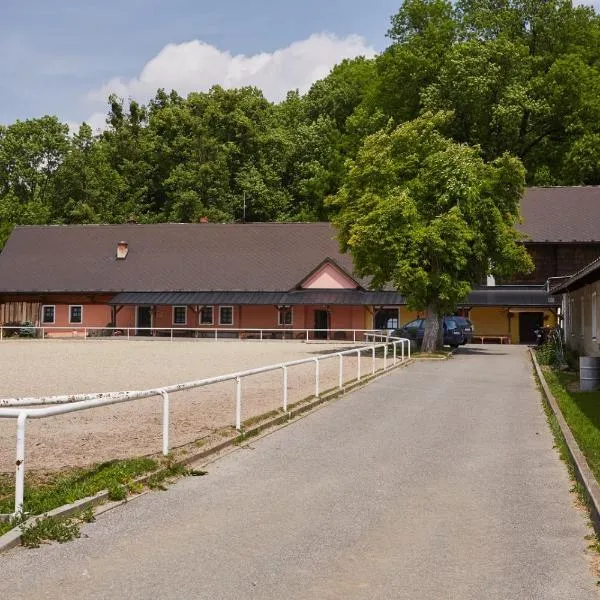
[1, 1, 599, 304]
[329, 112, 533, 350]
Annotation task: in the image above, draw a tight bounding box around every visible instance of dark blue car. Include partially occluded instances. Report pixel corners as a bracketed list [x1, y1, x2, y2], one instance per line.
[392, 317, 465, 349]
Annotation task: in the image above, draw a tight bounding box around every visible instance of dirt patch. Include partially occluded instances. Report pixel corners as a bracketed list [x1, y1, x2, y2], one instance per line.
[0, 340, 386, 472]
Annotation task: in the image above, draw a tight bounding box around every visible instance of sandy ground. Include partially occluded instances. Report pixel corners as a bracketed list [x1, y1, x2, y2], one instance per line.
[0, 339, 388, 472]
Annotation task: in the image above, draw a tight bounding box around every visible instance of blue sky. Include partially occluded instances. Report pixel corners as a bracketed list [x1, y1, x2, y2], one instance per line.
[0, 0, 402, 127]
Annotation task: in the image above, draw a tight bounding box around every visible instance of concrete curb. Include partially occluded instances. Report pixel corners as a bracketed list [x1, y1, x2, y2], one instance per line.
[530, 350, 600, 535]
[0, 358, 412, 553]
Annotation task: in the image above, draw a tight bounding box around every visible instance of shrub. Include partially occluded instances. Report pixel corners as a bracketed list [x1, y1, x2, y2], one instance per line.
[536, 342, 557, 366]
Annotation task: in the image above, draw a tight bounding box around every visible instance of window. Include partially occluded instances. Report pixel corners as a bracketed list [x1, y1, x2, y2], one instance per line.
[42, 305, 55, 324]
[200, 306, 214, 325]
[593, 292, 598, 341]
[69, 305, 83, 324]
[569, 298, 574, 336]
[172, 306, 187, 325]
[219, 306, 233, 326]
[278, 308, 293, 326]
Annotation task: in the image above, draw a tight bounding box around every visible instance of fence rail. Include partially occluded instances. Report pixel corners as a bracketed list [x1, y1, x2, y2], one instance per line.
[0, 325, 392, 343]
[0, 332, 409, 518]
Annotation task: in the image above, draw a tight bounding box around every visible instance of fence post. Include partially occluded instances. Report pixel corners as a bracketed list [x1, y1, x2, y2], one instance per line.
[407, 339, 411, 360]
[160, 391, 169, 456]
[314, 359, 320, 398]
[372, 345, 376, 375]
[282, 366, 288, 412]
[383, 344, 388, 370]
[356, 349, 361, 381]
[215, 330, 218, 341]
[393, 341, 397, 364]
[338, 354, 343, 389]
[235, 377, 242, 430]
[0, 326, 3, 341]
[306, 329, 309, 341]
[353, 330, 356, 343]
[42, 327, 45, 340]
[260, 329, 263, 341]
[170, 328, 174, 342]
[15, 413, 27, 516]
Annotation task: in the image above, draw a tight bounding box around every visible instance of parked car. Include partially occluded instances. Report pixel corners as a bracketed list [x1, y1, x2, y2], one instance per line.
[451, 316, 474, 344]
[392, 317, 465, 349]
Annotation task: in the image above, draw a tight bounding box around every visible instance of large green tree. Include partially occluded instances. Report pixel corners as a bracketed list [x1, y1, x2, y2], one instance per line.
[329, 112, 533, 351]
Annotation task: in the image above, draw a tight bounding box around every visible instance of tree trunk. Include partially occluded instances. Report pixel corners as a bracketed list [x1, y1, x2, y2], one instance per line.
[421, 305, 443, 353]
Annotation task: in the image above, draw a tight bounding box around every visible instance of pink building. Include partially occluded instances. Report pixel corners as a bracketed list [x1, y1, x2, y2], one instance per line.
[0, 223, 405, 339]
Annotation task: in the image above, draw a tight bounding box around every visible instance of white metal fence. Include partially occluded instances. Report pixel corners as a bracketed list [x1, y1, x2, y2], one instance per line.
[0, 333, 409, 518]
[0, 326, 392, 342]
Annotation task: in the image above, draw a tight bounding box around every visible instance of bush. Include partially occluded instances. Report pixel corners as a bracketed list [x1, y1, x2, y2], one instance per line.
[536, 342, 557, 366]
[19, 321, 36, 338]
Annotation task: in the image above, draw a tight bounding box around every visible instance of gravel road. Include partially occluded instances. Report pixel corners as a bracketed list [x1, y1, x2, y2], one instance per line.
[0, 345, 597, 599]
[0, 339, 380, 471]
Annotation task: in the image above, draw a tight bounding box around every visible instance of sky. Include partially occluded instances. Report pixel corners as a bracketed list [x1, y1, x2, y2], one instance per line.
[0, 0, 403, 130]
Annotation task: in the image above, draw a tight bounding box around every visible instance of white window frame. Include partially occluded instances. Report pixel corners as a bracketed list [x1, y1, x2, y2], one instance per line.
[172, 306, 187, 326]
[41, 305, 55, 324]
[278, 307, 293, 326]
[219, 306, 234, 326]
[68, 305, 83, 325]
[593, 291, 598, 341]
[569, 297, 574, 336]
[199, 306, 214, 326]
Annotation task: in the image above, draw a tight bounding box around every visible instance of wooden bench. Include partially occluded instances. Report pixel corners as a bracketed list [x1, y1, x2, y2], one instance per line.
[471, 335, 511, 344]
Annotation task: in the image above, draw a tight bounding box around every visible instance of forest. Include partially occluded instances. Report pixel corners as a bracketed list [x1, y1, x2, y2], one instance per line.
[2, 0, 600, 248]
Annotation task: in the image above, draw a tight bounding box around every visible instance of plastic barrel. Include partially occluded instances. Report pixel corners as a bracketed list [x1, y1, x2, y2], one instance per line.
[580, 356, 600, 392]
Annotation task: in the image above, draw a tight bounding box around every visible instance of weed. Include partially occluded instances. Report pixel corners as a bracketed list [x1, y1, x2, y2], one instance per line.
[107, 484, 127, 502]
[186, 469, 207, 477]
[20, 516, 81, 548]
[127, 482, 144, 495]
[78, 506, 96, 523]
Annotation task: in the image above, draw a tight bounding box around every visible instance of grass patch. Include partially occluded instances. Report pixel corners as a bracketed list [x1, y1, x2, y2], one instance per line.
[0, 457, 157, 519]
[540, 366, 600, 483]
[534, 360, 600, 575]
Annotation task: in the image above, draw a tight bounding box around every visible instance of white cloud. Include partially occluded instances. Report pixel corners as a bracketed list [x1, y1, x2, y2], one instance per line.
[83, 33, 375, 128]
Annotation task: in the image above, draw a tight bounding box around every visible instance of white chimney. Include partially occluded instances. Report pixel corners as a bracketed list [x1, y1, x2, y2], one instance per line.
[116, 241, 129, 260]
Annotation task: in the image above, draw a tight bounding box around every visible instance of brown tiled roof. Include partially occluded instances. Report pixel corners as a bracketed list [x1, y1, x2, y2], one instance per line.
[519, 186, 600, 242]
[0, 223, 364, 293]
[551, 256, 600, 293]
[1, 186, 599, 295]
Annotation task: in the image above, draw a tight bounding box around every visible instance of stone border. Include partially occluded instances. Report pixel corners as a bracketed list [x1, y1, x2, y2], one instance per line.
[531, 350, 600, 535]
[0, 358, 412, 553]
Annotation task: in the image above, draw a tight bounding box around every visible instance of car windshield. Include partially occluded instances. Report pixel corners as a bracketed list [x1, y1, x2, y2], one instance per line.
[446, 320, 458, 330]
[403, 319, 423, 329]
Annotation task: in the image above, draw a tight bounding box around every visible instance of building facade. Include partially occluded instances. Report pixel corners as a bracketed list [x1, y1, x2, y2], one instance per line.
[1, 186, 599, 343]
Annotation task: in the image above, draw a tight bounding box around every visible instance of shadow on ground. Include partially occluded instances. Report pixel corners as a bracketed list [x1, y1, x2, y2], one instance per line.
[454, 345, 515, 356]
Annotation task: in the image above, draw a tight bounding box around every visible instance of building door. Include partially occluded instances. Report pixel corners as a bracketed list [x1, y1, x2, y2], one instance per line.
[136, 306, 152, 335]
[518, 312, 544, 344]
[374, 308, 399, 330]
[314, 310, 330, 340]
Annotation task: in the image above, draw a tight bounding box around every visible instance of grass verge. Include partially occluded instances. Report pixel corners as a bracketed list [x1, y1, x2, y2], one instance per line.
[533, 358, 600, 578]
[0, 457, 158, 537]
[539, 366, 600, 483]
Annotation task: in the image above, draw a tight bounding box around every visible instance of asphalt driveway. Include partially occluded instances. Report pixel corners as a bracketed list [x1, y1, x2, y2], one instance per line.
[0, 345, 597, 599]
